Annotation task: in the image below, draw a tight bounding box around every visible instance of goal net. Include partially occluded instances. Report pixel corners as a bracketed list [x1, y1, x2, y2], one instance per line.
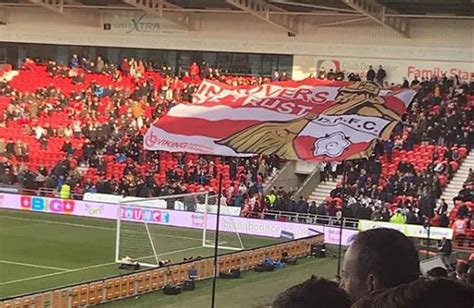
[201, 193, 245, 252]
[115, 192, 244, 268]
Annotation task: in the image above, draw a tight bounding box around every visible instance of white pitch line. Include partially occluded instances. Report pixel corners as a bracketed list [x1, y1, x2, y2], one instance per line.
[0, 246, 204, 286]
[0, 215, 113, 231]
[0, 215, 202, 242]
[0, 260, 69, 271]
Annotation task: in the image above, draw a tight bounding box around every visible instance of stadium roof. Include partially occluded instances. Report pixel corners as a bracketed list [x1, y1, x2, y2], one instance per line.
[0, 0, 472, 37]
[0, 0, 472, 16]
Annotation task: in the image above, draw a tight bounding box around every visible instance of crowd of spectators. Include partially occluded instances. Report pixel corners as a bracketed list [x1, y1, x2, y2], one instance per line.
[314, 65, 388, 86]
[258, 74, 473, 242]
[0, 56, 284, 207]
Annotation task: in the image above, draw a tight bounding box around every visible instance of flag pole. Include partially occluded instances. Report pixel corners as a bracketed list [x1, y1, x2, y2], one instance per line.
[337, 160, 347, 276]
[211, 173, 223, 308]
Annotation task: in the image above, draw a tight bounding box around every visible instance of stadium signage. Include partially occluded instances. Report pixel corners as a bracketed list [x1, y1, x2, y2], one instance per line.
[310, 57, 473, 83]
[120, 206, 170, 223]
[407, 65, 472, 81]
[358, 220, 453, 240]
[84, 204, 104, 216]
[1, 193, 357, 245]
[101, 12, 188, 34]
[20, 196, 75, 214]
[104, 14, 160, 34]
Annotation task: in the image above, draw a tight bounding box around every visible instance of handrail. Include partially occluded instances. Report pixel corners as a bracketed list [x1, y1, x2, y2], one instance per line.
[264, 209, 359, 229]
[263, 160, 292, 195]
[292, 163, 321, 198]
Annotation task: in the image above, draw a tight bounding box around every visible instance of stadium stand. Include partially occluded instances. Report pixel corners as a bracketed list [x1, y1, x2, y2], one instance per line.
[0, 58, 282, 204]
[0, 56, 473, 250]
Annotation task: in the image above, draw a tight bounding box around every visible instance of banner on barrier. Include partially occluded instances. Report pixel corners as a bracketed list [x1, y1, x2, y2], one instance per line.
[0, 193, 357, 245]
[83, 193, 241, 216]
[358, 219, 453, 240]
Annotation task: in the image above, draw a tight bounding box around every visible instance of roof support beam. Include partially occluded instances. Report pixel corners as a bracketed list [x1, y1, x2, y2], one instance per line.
[122, 0, 191, 30]
[28, 0, 64, 14]
[269, 0, 358, 14]
[225, 0, 298, 35]
[314, 16, 369, 27]
[342, 0, 410, 38]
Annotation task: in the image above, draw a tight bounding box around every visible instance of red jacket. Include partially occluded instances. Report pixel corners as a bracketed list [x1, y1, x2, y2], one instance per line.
[190, 64, 200, 76]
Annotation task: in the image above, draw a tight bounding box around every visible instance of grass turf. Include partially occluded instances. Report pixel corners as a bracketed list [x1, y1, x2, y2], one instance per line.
[0, 208, 280, 299]
[100, 257, 339, 308]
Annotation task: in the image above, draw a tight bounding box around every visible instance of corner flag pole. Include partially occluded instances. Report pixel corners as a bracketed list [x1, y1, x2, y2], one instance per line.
[337, 160, 347, 276]
[211, 173, 223, 308]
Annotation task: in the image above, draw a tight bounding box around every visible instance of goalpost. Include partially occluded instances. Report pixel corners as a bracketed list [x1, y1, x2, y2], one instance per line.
[115, 192, 245, 268]
[201, 193, 245, 252]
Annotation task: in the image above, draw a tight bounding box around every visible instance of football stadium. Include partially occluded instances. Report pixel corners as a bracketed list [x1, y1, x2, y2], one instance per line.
[0, 0, 473, 307]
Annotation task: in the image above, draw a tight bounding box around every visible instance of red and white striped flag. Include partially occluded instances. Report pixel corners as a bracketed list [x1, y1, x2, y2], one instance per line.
[144, 79, 417, 161]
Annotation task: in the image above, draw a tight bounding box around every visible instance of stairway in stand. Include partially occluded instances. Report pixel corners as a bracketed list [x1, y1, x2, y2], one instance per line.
[307, 175, 343, 205]
[439, 151, 474, 212]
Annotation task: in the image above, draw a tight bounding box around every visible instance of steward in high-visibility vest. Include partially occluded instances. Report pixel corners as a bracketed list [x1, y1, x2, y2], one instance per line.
[60, 183, 71, 199]
[390, 210, 406, 224]
[266, 191, 277, 208]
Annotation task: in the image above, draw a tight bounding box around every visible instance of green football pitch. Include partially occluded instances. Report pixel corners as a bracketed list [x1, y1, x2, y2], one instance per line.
[0, 208, 339, 307]
[0, 208, 280, 299]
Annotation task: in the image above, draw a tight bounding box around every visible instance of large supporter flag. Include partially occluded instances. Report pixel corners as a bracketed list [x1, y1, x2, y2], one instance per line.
[144, 79, 417, 161]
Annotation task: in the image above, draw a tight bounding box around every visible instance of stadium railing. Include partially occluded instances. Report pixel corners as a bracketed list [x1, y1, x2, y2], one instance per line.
[263, 209, 359, 228]
[0, 234, 324, 307]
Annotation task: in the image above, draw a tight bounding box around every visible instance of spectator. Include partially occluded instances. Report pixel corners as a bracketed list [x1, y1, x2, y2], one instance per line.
[272, 71, 280, 82]
[273, 276, 352, 308]
[318, 67, 326, 80]
[0, 138, 5, 158]
[438, 198, 448, 215]
[96, 56, 105, 73]
[452, 216, 468, 246]
[410, 77, 420, 86]
[296, 196, 309, 221]
[189, 62, 200, 80]
[69, 54, 80, 68]
[335, 69, 344, 81]
[437, 237, 452, 264]
[327, 69, 335, 80]
[121, 58, 129, 76]
[14, 140, 29, 162]
[426, 267, 448, 279]
[352, 278, 474, 308]
[389, 209, 406, 224]
[401, 77, 409, 88]
[457, 202, 469, 218]
[376, 65, 386, 85]
[5, 139, 14, 159]
[340, 228, 420, 302]
[366, 65, 375, 82]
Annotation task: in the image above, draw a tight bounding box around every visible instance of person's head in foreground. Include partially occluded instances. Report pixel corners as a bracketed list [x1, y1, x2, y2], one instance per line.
[352, 278, 474, 308]
[272, 275, 351, 308]
[426, 267, 448, 279]
[340, 228, 420, 302]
